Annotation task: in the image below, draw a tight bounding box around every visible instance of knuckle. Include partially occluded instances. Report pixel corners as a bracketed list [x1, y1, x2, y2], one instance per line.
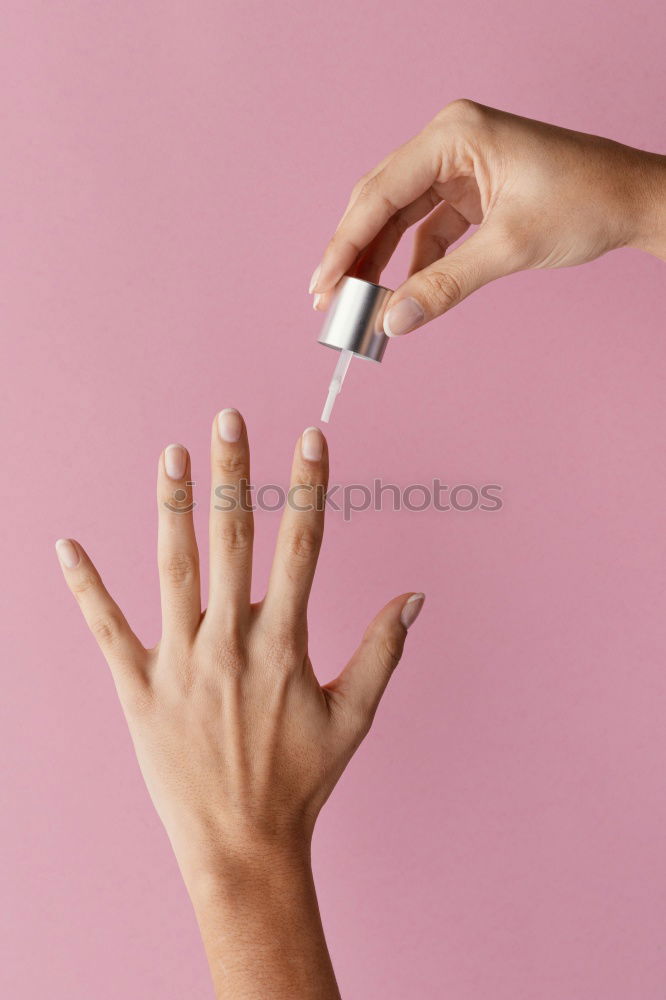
[329, 228, 361, 259]
[205, 610, 248, 660]
[351, 172, 370, 202]
[360, 173, 397, 216]
[265, 626, 290, 655]
[216, 451, 247, 478]
[89, 611, 123, 646]
[420, 269, 463, 312]
[71, 573, 99, 600]
[160, 551, 198, 587]
[285, 525, 322, 564]
[211, 638, 247, 676]
[425, 186, 442, 212]
[416, 223, 449, 258]
[385, 210, 410, 243]
[439, 98, 484, 124]
[270, 610, 306, 647]
[257, 624, 304, 674]
[375, 631, 404, 674]
[224, 627, 247, 662]
[217, 517, 254, 555]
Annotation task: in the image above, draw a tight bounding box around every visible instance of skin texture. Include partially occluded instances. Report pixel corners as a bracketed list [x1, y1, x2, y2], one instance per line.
[310, 101, 666, 333]
[56, 414, 424, 1000]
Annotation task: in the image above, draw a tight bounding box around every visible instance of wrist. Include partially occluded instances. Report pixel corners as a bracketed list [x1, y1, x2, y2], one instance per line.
[624, 151, 666, 259]
[186, 846, 313, 908]
[181, 833, 340, 1000]
[172, 819, 313, 902]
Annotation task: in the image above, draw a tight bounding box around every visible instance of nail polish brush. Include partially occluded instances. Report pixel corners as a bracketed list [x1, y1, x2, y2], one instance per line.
[317, 276, 393, 423]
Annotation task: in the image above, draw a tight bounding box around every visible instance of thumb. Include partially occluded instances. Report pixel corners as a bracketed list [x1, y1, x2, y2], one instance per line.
[328, 592, 425, 731]
[383, 226, 510, 337]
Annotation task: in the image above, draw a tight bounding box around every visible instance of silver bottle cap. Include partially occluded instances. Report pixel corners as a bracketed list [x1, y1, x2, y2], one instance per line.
[317, 276, 392, 363]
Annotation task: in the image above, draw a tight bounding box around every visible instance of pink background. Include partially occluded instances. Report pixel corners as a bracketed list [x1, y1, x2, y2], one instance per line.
[2, 1, 666, 997]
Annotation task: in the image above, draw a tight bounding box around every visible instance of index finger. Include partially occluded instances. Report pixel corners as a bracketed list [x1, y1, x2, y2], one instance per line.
[312, 128, 443, 294]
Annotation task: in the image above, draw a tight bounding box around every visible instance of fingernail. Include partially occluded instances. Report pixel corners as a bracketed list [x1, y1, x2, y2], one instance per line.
[55, 538, 80, 569]
[165, 443, 187, 480]
[218, 408, 243, 443]
[313, 293, 322, 310]
[308, 265, 321, 294]
[400, 592, 425, 629]
[301, 426, 324, 462]
[384, 297, 425, 337]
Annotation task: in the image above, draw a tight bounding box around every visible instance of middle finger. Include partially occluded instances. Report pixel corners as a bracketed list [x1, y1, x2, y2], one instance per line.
[207, 409, 254, 630]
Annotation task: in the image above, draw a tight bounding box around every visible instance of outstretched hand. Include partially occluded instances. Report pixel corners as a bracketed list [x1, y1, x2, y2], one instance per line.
[56, 412, 424, 999]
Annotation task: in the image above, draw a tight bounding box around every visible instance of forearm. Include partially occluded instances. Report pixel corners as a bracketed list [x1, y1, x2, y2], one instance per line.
[184, 845, 341, 1000]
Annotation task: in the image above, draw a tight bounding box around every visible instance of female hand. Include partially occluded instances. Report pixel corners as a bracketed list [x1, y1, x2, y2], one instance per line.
[310, 100, 666, 336]
[55, 411, 424, 999]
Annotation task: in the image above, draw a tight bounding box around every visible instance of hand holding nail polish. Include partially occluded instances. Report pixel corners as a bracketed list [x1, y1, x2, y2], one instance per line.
[310, 101, 666, 339]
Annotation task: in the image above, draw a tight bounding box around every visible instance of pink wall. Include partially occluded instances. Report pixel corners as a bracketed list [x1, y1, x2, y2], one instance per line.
[3, 2, 666, 997]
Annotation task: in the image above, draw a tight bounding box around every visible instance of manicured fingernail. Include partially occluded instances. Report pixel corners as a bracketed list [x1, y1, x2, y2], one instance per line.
[384, 297, 425, 337]
[165, 443, 187, 480]
[218, 408, 243, 443]
[313, 293, 323, 310]
[400, 592, 425, 629]
[55, 538, 80, 569]
[309, 265, 321, 294]
[301, 426, 324, 462]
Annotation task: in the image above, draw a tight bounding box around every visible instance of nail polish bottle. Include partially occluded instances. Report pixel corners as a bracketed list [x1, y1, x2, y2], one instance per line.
[318, 276, 393, 422]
